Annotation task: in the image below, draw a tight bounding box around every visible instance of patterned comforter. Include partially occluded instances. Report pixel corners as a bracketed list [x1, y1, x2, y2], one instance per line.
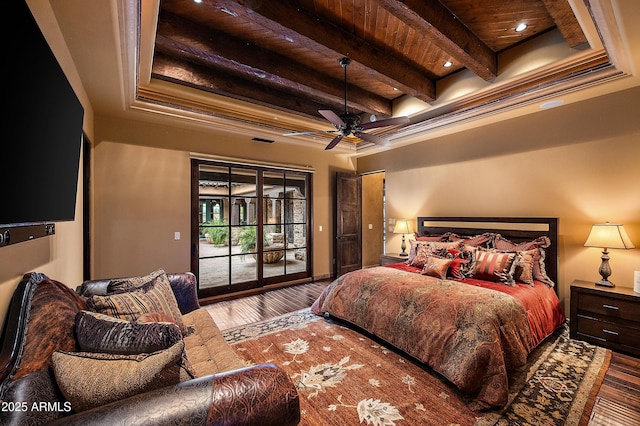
[310, 266, 565, 411]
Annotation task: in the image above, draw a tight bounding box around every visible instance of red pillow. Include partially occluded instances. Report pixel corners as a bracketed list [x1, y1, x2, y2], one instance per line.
[448, 258, 469, 280]
[472, 250, 516, 286]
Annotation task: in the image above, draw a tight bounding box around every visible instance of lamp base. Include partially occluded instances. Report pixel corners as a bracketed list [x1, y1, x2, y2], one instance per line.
[595, 279, 615, 288]
[399, 252, 408, 257]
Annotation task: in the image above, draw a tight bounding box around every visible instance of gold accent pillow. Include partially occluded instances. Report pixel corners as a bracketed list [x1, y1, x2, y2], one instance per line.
[421, 256, 452, 279]
[513, 250, 535, 285]
[51, 342, 187, 412]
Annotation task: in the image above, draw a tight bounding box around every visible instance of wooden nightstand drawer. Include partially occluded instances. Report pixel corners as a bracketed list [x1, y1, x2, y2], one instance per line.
[577, 292, 640, 322]
[570, 280, 640, 357]
[575, 314, 640, 348]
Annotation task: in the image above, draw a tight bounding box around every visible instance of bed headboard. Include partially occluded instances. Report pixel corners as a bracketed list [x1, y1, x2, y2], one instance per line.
[416, 217, 559, 293]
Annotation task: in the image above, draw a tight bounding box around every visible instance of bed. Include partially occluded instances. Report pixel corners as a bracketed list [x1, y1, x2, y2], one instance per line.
[311, 217, 566, 411]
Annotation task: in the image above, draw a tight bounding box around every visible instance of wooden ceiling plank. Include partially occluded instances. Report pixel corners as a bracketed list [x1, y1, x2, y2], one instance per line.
[540, 0, 589, 48]
[232, 0, 436, 101]
[156, 11, 392, 116]
[376, 0, 497, 80]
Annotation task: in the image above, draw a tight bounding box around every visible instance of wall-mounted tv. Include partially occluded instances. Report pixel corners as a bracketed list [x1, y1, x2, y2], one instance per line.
[1, 1, 85, 246]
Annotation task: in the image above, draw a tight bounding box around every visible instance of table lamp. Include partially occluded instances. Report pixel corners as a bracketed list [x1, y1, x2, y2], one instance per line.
[584, 222, 635, 287]
[393, 219, 411, 257]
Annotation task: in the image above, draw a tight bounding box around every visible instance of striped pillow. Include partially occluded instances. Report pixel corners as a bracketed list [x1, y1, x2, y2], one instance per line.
[88, 276, 187, 335]
[472, 250, 517, 286]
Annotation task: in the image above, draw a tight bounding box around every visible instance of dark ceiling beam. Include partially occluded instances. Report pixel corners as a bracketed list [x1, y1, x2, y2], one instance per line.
[377, 0, 497, 80]
[151, 53, 333, 120]
[540, 0, 589, 48]
[232, 0, 436, 102]
[156, 12, 393, 117]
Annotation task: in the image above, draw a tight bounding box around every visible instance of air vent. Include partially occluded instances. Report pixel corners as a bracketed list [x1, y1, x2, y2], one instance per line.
[252, 137, 274, 143]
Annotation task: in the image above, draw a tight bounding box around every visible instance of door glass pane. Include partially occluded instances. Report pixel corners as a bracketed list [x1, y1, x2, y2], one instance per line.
[263, 171, 284, 228]
[263, 244, 285, 278]
[286, 248, 306, 274]
[230, 167, 257, 225]
[199, 257, 229, 288]
[199, 165, 231, 289]
[231, 251, 257, 283]
[285, 172, 306, 198]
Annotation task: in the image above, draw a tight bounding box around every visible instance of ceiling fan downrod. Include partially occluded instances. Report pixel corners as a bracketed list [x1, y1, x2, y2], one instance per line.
[339, 57, 351, 117]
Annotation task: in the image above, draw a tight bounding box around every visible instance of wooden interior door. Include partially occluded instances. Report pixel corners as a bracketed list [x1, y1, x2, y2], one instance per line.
[335, 172, 362, 277]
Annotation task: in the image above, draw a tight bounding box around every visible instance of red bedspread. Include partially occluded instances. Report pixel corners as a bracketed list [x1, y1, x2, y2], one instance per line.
[311, 264, 565, 411]
[386, 262, 565, 347]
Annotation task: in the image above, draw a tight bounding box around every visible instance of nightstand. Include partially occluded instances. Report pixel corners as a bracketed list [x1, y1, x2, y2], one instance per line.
[379, 253, 408, 266]
[570, 280, 640, 357]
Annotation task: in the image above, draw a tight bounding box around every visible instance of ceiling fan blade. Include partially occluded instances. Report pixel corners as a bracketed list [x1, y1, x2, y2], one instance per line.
[283, 131, 325, 136]
[361, 116, 410, 130]
[324, 134, 344, 150]
[357, 132, 389, 146]
[319, 110, 346, 128]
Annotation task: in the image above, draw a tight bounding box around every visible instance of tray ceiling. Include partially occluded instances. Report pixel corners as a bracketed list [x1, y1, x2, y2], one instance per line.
[136, 0, 619, 151]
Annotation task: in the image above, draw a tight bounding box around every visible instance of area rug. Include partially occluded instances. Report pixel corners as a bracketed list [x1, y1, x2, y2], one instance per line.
[223, 309, 610, 426]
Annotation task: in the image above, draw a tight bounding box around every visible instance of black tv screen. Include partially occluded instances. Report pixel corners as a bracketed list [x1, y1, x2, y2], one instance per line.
[1, 1, 84, 226]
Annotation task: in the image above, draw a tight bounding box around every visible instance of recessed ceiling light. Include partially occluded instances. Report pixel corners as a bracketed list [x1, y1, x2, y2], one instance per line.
[515, 23, 528, 32]
[443, 61, 453, 68]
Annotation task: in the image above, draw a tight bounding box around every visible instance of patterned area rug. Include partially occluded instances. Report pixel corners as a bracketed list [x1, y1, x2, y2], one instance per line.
[223, 309, 610, 426]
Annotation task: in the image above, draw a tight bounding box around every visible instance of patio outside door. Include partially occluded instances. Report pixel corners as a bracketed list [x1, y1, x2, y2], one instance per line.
[192, 160, 312, 298]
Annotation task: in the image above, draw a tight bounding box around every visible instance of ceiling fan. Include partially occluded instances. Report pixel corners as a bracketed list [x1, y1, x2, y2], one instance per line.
[284, 57, 410, 150]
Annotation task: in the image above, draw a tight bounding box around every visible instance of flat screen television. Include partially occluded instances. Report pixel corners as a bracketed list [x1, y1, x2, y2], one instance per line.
[1, 1, 84, 242]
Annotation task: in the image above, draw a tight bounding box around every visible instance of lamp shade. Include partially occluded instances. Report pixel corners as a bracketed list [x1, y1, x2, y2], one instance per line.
[584, 223, 635, 249]
[393, 219, 411, 234]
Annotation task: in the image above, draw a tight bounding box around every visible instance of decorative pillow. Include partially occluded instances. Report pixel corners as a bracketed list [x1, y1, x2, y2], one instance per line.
[107, 268, 168, 293]
[445, 232, 493, 248]
[51, 342, 188, 412]
[421, 256, 452, 279]
[137, 311, 177, 324]
[87, 275, 187, 335]
[409, 243, 455, 269]
[510, 250, 534, 285]
[472, 249, 517, 286]
[407, 240, 426, 263]
[75, 311, 183, 355]
[492, 235, 554, 286]
[428, 241, 463, 250]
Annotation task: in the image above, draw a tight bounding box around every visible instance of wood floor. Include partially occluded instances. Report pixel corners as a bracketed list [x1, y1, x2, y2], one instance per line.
[204, 281, 640, 425]
[203, 280, 330, 330]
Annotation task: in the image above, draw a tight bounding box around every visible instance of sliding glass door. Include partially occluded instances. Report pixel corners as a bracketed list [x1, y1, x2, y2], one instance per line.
[192, 160, 312, 298]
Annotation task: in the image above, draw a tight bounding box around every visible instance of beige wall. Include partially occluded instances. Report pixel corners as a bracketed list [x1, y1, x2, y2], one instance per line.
[92, 115, 355, 280]
[357, 92, 640, 311]
[361, 173, 385, 267]
[0, 0, 94, 330]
